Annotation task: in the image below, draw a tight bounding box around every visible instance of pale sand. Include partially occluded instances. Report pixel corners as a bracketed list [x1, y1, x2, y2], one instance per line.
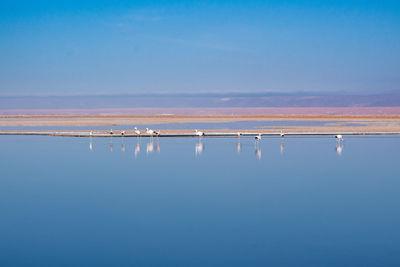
[1, 114, 400, 126]
[1, 114, 400, 134]
[2, 107, 400, 116]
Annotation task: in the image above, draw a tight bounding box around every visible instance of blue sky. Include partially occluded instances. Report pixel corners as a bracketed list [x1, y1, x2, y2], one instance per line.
[0, 0, 399, 95]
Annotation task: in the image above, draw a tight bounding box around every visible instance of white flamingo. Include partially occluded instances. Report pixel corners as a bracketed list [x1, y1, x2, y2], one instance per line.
[237, 132, 242, 138]
[335, 134, 343, 141]
[155, 130, 161, 137]
[134, 127, 141, 136]
[121, 130, 125, 136]
[255, 134, 261, 141]
[280, 131, 285, 138]
[146, 128, 154, 137]
[110, 129, 113, 135]
[195, 129, 204, 137]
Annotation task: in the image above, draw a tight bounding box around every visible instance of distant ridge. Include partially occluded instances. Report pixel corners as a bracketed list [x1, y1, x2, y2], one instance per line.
[0, 92, 399, 109]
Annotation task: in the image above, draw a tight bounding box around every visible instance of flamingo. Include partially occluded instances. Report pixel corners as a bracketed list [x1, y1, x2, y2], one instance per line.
[155, 130, 161, 137]
[237, 132, 242, 138]
[335, 134, 343, 141]
[195, 129, 204, 137]
[255, 134, 261, 141]
[89, 131, 93, 136]
[280, 131, 285, 138]
[121, 130, 125, 136]
[146, 128, 154, 137]
[110, 129, 113, 135]
[134, 127, 141, 136]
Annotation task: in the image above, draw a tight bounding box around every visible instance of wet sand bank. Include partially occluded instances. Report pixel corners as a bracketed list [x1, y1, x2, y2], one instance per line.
[1, 113, 400, 135]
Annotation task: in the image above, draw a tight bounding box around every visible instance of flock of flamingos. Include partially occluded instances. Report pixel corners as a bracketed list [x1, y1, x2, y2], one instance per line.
[88, 127, 345, 159]
[91, 127, 344, 141]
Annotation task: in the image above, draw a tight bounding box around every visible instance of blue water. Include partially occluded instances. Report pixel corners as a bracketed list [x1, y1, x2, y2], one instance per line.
[0, 135, 399, 266]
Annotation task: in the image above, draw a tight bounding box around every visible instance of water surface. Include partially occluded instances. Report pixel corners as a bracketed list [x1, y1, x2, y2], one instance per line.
[0, 135, 399, 266]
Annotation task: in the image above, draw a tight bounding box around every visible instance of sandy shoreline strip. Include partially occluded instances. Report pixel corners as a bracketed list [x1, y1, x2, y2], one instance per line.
[2, 107, 400, 116]
[1, 111, 400, 135]
[1, 114, 400, 127]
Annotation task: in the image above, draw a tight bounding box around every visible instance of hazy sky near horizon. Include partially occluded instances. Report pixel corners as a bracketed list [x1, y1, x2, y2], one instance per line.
[1, 0, 399, 95]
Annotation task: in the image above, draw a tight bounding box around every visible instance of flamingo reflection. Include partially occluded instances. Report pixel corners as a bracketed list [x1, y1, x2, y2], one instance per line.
[134, 142, 140, 158]
[110, 136, 113, 152]
[255, 147, 262, 160]
[236, 141, 241, 153]
[195, 140, 204, 156]
[89, 137, 93, 151]
[336, 143, 344, 156]
[255, 140, 261, 160]
[147, 141, 154, 154]
[121, 137, 125, 152]
[280, 140, 284, 155]
[156, 141, 160, 153]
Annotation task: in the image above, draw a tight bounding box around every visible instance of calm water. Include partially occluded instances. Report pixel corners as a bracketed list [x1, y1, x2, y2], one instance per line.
[0, 135, 399, 266]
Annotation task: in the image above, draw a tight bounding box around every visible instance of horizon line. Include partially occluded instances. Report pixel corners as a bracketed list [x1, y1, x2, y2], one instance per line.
[1, 90, 399, 98]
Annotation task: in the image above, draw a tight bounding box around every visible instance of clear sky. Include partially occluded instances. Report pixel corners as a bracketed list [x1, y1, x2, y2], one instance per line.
[1, 0, 399, 95]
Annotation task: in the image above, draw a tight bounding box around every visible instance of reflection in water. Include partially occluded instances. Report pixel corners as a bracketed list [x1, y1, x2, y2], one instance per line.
[195, 140, 204, 156]
[156, 141, 160, 153]
[147, 141, 154, 154]
[86, 136, 347, 160]
[255, 147, 262, 160]
[236, 141, 241, 153]
[134, 142, 140, 158]
[89, 137, 93, 151]
[121, 137, 125, 152]
[336, 143, 344, 156]
[255, 142, 261, 160]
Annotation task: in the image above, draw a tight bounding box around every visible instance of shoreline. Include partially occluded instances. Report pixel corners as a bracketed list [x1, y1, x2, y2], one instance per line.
[1, 113, 400, 136]
[1, 128, 400, 137]
[1, 114, 400, 127]
[2, 107, 400, 116]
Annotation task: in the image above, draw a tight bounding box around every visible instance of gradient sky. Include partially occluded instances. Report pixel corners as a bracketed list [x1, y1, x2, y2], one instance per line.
[1, 0, 399, 95]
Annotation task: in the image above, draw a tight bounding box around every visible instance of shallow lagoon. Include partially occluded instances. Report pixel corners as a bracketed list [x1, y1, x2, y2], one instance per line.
[0, 135, 399, 266]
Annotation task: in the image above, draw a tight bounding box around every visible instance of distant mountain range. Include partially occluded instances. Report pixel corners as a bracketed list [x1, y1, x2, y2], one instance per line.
[1, 92, 400, 109]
